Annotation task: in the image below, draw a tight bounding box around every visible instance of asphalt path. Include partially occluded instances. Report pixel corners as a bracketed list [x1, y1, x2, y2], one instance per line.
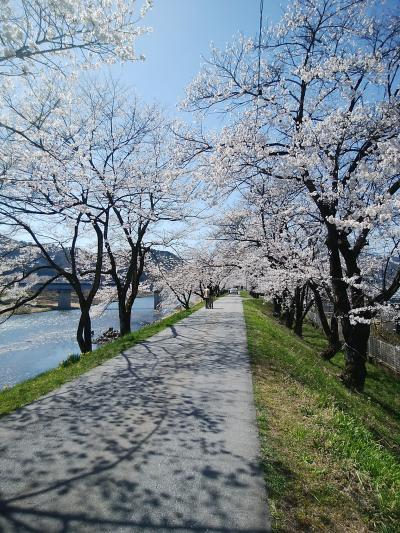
[0, 295, 270, 532]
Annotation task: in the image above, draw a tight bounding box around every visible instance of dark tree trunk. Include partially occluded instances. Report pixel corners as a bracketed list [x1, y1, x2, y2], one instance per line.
[119, 303, 132, 336]
[178, 295, 191, 309]
[273, 297, 282, 318]
[282, 305, 295, 329]
[293, 314, 302, 337]
[286, 310, 294, 329]
[340, 319, 369, 391]
[184, 291, 192, 309]
[120, 283, 140, 336]
[116, 250, 145, 337]
[320, 315, 342, 360]
[293, 287, 304, 337]
[312, 286, 342, 360]
[326, 224, 368, 390]
[77, 306, 92, 353]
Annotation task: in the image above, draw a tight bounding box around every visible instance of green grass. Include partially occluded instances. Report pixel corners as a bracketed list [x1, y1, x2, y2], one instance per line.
[243, 297, 400, 533]
[0, 301, 204, 417]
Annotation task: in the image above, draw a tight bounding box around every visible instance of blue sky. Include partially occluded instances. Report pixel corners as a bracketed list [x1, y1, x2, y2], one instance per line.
[112, 1, 285, 112]
[110, 1, 287, 244]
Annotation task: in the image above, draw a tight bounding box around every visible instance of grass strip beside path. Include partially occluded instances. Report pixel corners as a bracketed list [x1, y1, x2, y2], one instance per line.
[243, 296, 400, 533]
[0, 301, 204, 418]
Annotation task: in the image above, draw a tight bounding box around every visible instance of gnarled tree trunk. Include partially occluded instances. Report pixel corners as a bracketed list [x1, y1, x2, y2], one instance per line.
[326, 225, 368, 391]
[119, 301, 132, 337]
[341, 319, 369, 391]
[281, 302, 295, 329]
[320, 315, 341, 360]
[77, 305, 92, 353]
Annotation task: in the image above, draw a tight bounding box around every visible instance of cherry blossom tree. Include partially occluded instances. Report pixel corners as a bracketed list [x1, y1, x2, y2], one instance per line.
[149, 255, 197, 310]
[0, 0, 156, 347]
[0, 80, 198, 347]
[0, 82, 125, 351]
[0, 0, 152, 77]
[211, 179, 324, 337]
[0, 111, 107, 352]
[181, 0, 400, 390]
[80, 84, 197, 335]
[0, 0, 153, 147]
[149, 245, 231, 311]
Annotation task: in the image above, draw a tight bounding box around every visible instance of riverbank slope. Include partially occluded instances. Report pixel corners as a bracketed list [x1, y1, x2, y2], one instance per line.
[243, 296, 400, 532]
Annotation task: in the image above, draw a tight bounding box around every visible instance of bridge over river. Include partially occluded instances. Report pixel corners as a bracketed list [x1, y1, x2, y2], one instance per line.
[33, 281, 161, 310]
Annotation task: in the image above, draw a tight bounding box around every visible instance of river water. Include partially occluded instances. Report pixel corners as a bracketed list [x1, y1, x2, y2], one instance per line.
[0, 296, 161, 388]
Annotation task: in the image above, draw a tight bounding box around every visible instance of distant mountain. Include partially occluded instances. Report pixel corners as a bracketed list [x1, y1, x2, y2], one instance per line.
[0, 235, 178, 282]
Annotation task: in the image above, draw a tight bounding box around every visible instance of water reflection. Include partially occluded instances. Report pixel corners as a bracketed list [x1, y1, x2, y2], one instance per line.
[0, 297, 161, 388]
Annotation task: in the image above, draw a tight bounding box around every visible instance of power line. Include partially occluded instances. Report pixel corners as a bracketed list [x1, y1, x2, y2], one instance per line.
[257, 0, 264, 96]
[254, 0, 264, 145]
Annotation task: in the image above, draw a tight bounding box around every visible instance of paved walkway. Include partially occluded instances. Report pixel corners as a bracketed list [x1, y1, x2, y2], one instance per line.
[0, 296, 270, 532]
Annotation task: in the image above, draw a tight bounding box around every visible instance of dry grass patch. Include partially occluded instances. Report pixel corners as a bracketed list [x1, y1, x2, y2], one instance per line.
[254, 366, 372, 532]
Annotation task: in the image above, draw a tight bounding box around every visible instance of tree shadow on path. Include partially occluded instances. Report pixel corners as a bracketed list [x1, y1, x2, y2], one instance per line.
[0, 300, 269, 532]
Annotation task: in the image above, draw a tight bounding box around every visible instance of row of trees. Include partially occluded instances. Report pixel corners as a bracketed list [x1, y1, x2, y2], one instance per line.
[1, 0, 399, 394]
[150, 248, 234, 310]
[0, 1, 228, 356]
[0, 1, 197, 352]
[174, 0, 400, 391]
[0, 81, 199, 351]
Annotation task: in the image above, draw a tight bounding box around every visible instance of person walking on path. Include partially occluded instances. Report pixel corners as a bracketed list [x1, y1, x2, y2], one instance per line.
[204, 286, 210, 309]
[209, 285, 214, 309]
